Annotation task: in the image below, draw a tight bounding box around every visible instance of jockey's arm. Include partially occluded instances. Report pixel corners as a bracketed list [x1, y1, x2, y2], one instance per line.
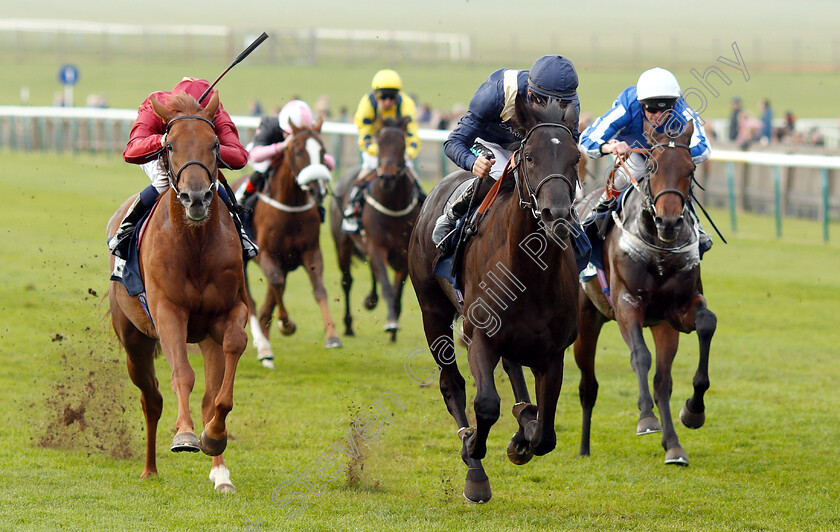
[212, 104, 249, 170]
[354, 94, 379, 157]
[400, 94, 422, 159]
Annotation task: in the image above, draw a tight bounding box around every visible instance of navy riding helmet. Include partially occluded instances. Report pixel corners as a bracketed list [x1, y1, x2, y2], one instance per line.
[527, 55, 579, 101]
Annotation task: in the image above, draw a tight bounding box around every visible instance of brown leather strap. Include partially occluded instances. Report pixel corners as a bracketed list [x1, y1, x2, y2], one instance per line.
[476, 151, 517, 215]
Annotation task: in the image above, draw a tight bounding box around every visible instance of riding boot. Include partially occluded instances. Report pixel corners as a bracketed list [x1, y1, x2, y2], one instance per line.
[432, 177, 492, 248]
[235, 171, 266, 212]
[218, 185, 259, 260]
[108, 184, 160, 259]
[592, 195, 617, 240]
[341, 181, 368, 233]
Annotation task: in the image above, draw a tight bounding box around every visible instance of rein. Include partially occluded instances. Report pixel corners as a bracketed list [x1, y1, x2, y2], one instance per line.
[160, 115, 219, 195]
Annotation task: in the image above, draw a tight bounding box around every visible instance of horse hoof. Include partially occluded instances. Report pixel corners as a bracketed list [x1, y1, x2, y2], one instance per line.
[364, 295, 378, 309]
[680, 404, 706, 429]
[506, 436, 534, 465]
[665, 447, 689, 466]
[325, 336, 343, 349]
[278, 319, 296, 336]
[344, 329, 355, 337]
[170, 432, 200, 453]
[463, 480, 492, 504]
[636, 417, 662, 435]
[215, 483, 236, 494]
[199, 430, 227, 456]
[259, 357, 275, 369]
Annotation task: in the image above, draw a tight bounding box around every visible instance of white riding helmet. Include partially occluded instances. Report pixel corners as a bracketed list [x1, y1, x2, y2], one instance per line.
[278, 100, 314, 134]
[636, 68, 681, 101]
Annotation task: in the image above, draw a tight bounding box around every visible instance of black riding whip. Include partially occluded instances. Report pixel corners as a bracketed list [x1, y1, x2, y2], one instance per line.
[198, 32, 268, 104]
[195, 32, 268, 214]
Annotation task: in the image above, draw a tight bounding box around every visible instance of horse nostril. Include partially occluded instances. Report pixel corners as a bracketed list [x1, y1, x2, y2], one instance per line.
[674, 216, 684, 228]
[541, 208, 554, 222]
[654, 215, 664, 226]
[204, 190, 213, 203]
[179, 192, 190, 204]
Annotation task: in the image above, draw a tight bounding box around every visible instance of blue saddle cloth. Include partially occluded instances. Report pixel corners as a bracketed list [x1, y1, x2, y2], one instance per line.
[109, 209, 155, 325]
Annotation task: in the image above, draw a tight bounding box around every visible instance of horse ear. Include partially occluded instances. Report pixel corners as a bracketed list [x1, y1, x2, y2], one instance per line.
[314, 115, 323, 133]
[150, 96, 171, 123]
[202, 91, 220, 121]
[679, 120, 694, 142]
[290, 120, 301, 135]
[562, 103, 579, 131]
[400, 116, 411, 131]
[513, 93, 531, 134]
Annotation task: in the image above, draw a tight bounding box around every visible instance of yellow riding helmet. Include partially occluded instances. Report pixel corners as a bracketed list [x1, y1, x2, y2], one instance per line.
[371, 69, 402, 91]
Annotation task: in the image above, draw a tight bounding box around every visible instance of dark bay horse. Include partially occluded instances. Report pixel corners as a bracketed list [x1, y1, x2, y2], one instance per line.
[107, 91, 248, 492]
[408, 98, 580, 503]
[574, 118, 717, 466]
[330, 117, 421, 342]
[239, 119, 341, 368]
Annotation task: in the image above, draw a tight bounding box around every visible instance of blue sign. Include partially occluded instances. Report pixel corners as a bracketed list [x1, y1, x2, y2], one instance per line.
[58, 64, 79, 85]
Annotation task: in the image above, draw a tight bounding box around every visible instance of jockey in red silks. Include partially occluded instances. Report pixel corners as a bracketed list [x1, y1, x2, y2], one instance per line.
[109, 76, 257, 260]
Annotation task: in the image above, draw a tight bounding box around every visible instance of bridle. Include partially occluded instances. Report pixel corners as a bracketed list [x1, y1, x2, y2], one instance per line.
[160, 115, 219, 195]
[640, 140, 694, 218]
[512, 122, 577, 219]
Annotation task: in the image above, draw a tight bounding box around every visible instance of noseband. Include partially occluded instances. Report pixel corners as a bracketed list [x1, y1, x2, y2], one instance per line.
[513, 122, 577, 218]
[160, 115, 219, 194]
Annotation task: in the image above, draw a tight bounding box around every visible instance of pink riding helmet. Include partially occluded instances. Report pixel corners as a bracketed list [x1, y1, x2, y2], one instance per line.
[278, 100, 314, 134]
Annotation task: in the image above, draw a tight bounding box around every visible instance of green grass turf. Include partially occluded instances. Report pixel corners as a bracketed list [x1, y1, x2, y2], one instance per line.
[1, 150, 839, 530]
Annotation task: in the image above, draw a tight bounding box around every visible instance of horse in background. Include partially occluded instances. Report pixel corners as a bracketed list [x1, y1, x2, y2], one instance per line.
[107, 91, 248, 493]
[574, 118, 717, 466]
[408, 98, 581, 502]
[238, 119, 341, 369]
[330, 117, 421, 342]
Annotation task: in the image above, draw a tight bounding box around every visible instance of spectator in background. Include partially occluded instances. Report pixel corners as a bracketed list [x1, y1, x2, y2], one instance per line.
[249, 99, 263, 116]
[728, 97, 742, 142]
[315, 95, 332, 121]
[759, 99, 773, 145]
[737, 111, 761, 149]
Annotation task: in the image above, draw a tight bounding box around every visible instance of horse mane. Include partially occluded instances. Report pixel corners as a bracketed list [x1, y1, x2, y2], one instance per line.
[512, 97, 570, 138]
[165, 91, 203, 116]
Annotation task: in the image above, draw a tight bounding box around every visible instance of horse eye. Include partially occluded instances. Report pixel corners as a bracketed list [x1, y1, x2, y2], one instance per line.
[525, 153, 533, 163]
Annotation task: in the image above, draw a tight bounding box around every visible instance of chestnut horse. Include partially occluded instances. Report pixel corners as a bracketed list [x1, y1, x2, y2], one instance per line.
[330, 117, 421, 342]
[408, 98, 580, 503]
[574, 118, 717, 466]
[239, 120, 341, 368]
[107, 91, 248, 492]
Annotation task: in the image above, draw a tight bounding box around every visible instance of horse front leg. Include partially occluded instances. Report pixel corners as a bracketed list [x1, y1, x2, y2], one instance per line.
[336, 238, 355, 336]
[301, 248, 342, 349]
[387, 267, 409, 342]
[152, 302, 199, 452]
[615, 301, 660, 436]
[502, 358, 537, 465]
[200, 303, 249, 457]
[197, 338, 236, 492]
[259, 256, 295, 336]
[650, 323, 687, 465]
[364, 262, 379, 310]
[367, 246, 398, 336]
[574, 295, 606, 457]
[526, 355, 564, 457]
[680, 295, 716, 430]
[244, 262, 273, 367]
[465, 334, 501, 461]
[419, 299, 490, 503]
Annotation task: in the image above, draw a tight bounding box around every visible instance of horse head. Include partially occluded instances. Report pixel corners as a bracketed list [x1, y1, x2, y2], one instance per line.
[151, 91, 220, 223]
[643, 116, 695, 244]
[284, 117, 332, 205]
[512, 95, 580, 241]
[375, 117, 409, 191]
